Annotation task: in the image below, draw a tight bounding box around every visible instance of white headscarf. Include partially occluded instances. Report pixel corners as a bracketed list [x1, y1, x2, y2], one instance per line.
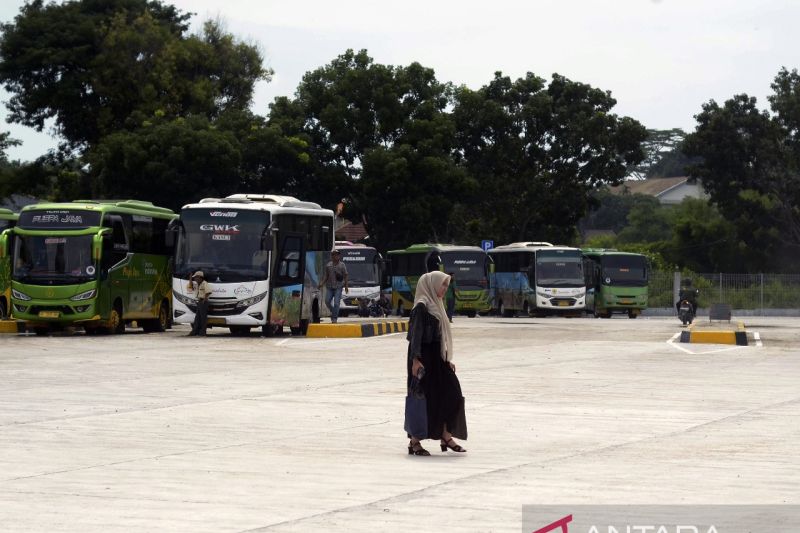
[413, 271, 453, 362]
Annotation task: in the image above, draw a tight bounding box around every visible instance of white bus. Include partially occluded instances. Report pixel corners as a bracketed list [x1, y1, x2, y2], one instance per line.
[171, 194, 334, 335]
[334, 241, 382, 317]
[489, 242, 585, 316]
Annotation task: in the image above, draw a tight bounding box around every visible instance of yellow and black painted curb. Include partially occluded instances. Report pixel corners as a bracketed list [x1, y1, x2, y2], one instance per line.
[679, 321, 748, 346]
[0, 320, 27, 334]
[306, 320, 409, 338]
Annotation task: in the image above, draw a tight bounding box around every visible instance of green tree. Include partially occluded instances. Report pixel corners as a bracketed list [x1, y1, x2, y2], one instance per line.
[268, 49, 473, 249]
[0, 0, 269, 150]
[452, 72, 647, 246]
[684, 67, 800, 271]
[628, 128, 688, 179]
[87, 114, 241, 210]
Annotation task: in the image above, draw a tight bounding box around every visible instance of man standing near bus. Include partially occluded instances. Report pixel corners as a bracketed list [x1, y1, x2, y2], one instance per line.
[189, 271, 211, 336]
[319, 249, 349, 323]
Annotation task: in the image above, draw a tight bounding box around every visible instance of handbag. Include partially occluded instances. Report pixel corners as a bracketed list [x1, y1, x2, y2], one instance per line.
[404, 377, 428, 439]
[449, 396, 468, 440]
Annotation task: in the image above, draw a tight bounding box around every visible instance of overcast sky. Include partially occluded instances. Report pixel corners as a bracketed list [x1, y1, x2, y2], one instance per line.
[2, 0, 799, 161]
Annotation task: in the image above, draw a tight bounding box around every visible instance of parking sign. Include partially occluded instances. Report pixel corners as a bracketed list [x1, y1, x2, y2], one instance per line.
[481, 239, 494, 251]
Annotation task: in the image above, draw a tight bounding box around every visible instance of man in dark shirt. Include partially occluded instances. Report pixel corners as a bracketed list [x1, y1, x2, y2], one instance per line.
[319, 249, 349, 323]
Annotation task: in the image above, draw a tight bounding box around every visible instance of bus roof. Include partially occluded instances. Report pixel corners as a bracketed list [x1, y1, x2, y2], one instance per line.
[488, 242, 581, 253]
[0, 208, 18, 220]
[387, 243, 486, 254]
[20, 200, 175, 217]
[582, 248, 646, 257]
[184, 194, 333, 216]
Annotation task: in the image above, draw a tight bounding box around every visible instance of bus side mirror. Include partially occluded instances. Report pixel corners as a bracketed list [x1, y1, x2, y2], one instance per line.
[0, 231, 8, 258]
[165, 219, 181, 249]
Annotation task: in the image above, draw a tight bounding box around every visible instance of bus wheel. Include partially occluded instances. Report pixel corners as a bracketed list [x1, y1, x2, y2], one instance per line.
[466, 310, 477, 318]
[290, 324, 302, 336]
[499, 301, 512, 318]
[627, 310, 638, 319]
[0, 298, 7, 320]
[522, 301, 531, 318]
[143, 301, 169, 333]
[600, 311, 612, 319]
[107, 302, 125, 334]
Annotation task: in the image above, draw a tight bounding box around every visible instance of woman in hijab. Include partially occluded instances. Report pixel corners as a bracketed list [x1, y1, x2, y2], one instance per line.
[406, 270, 467, 456]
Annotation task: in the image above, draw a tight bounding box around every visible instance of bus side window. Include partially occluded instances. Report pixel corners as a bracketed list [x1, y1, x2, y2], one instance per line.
[278, 236, 302, 280]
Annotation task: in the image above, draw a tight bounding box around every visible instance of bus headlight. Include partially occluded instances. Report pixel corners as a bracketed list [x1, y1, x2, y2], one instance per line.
[70, 289, 96, 301]
[536, 291, 550, 299]
[174, 292, 196, 306]
[237, 291, 267, 309]
[12, 288, 31, 301]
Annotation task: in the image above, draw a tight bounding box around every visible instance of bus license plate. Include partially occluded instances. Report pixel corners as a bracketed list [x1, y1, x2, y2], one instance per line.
[207, 318, 226, 326]
[38, 311, 60, 318]
[620, 300, 633, 305]
[558, 301, 569, 307]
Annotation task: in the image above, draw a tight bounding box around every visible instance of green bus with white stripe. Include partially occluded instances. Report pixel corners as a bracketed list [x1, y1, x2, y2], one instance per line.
[0, 208, 19, 319]
[0, 200, 176, 334]
[387, 243, 492, 317]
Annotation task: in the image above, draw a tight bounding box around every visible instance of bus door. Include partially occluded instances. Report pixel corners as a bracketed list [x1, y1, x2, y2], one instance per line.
[269, 232, 305, 332]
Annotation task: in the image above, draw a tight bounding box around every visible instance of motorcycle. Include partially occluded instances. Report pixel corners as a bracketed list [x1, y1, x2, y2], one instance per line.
[678, 298, 694, 325]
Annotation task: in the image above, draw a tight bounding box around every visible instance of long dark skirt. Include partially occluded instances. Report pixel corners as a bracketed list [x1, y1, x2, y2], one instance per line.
[408, 339, 466, 440]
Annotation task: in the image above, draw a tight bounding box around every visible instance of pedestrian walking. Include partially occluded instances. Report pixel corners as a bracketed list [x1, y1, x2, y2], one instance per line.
[319, 249, 349, 323]
[189, 271, 211, 336]
[405, 271, 467, 456]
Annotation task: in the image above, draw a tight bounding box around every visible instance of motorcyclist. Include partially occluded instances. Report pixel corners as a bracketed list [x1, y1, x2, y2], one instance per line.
[675, 278, 699, 316]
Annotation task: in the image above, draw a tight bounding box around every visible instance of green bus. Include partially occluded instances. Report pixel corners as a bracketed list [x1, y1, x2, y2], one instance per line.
[582, 248, 649, 319]
[387, 244, 492, 317]
[0, 208, 19, 319]
[1, 200, 176, 334]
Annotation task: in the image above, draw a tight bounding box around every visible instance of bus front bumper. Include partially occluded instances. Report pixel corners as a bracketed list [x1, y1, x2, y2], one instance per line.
[12, 298, 100, 325]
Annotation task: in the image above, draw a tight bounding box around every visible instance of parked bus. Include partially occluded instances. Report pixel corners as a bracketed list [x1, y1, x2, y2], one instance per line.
[171, 194, 334, 336]
[582, 248, 649, 318]
[334, 241, 383, 317]
[2, 200, 176, 334]
[387, 244, 492, 317]
[0, 208, 19, 319]
[489, 242, 585, 316]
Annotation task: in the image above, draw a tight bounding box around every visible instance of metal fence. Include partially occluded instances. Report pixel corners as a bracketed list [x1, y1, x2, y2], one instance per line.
[647, 271, 800, 315]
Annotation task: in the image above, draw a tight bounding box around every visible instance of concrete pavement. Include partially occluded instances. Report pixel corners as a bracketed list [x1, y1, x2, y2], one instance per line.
[0, 316, 798, 532]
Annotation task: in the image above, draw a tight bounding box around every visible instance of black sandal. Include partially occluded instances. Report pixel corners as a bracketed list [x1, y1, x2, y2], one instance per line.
[408, 440, 430, 456]
[440, 438, 466, 453]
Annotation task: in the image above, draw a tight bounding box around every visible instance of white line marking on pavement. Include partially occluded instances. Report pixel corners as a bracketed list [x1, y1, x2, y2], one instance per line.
[276, 332, 404, 347]
[754, 331, 763, 347]
[275, 338, 291, 346]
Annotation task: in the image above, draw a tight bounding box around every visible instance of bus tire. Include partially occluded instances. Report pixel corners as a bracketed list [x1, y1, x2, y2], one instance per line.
[499, 301, 513, 318]
[107, 301, 125, 334]
[522, 301, 530, 317]
[600, 311, 612, 319]
[466, 310, 477, 318]
[143, 300, 169, 333]
[290, 325, 302, 336]
[627, 310, 638, 319]
[0, 298, 7, 320]
[262, 324, 278, 337]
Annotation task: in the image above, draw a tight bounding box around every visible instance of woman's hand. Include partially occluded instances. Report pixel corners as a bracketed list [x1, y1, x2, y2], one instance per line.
[412, 357, 424, 377]
[449, 362, 456, 373]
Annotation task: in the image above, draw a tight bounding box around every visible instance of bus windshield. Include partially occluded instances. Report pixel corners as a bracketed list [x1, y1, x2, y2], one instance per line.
[443, 251, 487, 289]
[601, 255, 648, 286]
[536, 250, 583, 287]
[340, 248, 379, 287]
[13, 235, 96, 284]
[176, 208, 270, 282]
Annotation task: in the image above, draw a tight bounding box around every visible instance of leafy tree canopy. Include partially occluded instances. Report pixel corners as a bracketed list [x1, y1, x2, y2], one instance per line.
[452, 72, 647, 246]
[684, 67, 800, 270]
[0, 0, 269, 149]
